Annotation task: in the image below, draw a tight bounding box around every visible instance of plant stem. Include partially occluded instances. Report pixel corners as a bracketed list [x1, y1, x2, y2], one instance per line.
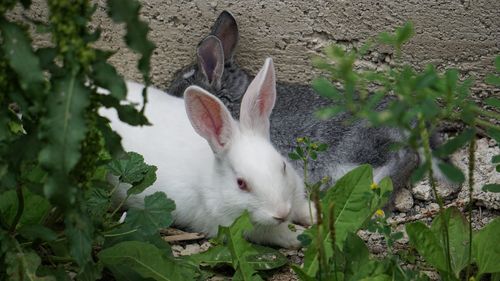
[475, 117, 500, 131]
[9, 184, 24, 234]
[418, 114, 452, 274]
[103, 228, 138, 237]
[328, 202, 338, 281]
[474, 106, 500, 121]
[110, 195, 129, 218]
[312, 187, 327, 281]
[465, 131, 476, 280]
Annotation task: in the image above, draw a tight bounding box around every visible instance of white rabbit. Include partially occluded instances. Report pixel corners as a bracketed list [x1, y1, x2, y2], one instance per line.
[99, 58, 313, 248]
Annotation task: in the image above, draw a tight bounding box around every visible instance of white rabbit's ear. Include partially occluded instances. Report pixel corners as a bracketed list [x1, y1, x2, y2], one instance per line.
[239, 58, 276, 138]
[184, 86, 235, 154]
[210, 10, 239, 60]
[197, 35, 224, 88]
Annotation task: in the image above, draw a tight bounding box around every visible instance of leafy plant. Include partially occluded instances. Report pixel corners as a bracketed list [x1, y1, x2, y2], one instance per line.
[304, 21, 500, 281]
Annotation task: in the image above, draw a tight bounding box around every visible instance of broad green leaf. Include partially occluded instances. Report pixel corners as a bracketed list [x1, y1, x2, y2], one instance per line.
[5, 250, 56, 281]
[98, 241, 197, 281]
[127, 166, 157, 195]
[107, 151, 153, 185]
[434, 128, 475, 158]
[438, 162, 465, 183]
[482, 184, 500, 193]
[406, 221, 448, 272]
[0, 187, 50, 229]
[431, 207, 470, 277]
[126, 192, 175, 235]
[18, 224, 57, 242]
[38, 74, 90, 203]
[324, 165, 383, 246]
[473, 217, 500, 274]
[65, 212, 93, 266]
[190, 244, 286, 271]
[0, 19, 44, 91]
[487, 128, 500, 143]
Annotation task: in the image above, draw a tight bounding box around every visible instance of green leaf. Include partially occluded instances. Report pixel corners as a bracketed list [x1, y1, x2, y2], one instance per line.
[127, 166, 157, 195]
[485, 97, 500, 108]
[18, 224, 57, 242]
[99, 94, 150, 125]
[107, 152, 152, 184]
[430, 207, 470, 277]
[487, 128, 500, 143]
[291, 264, 316, 281]
[288, 152, 301, 160]
[126, 192, 175, 235]
[482, 184, 500, 193]
[406, 221, 448, 272]
[0, 187, 51, 229]
[191, 244, 286, 271]
[395, 22, 414, 46]
[98, 241, 197, 281]
[38, 74, 90, 203]
[473, 217, 500, 274]
[217, 211, 263, 281]
[325, 165, 385, 246]
[5, 250, 56, 281]
[92, 61, 127, 100]
[0, 19, 44, 91]
[312, 77, 341, 100]
[411, 161, 430, 183]
[107, 0, 155, 83]
[65, 212, 93, 266]
[434, 128, 475, 158]
[437, 162, 465, 183]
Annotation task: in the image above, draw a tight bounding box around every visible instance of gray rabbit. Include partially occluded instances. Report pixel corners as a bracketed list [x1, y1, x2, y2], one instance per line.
[168, 11, 450, 208]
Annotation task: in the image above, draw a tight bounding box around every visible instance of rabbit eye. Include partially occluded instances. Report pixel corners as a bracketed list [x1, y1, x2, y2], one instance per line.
[237, 178, 249, 192]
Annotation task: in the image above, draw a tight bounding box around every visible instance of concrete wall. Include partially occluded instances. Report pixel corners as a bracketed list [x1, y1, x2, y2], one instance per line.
[10, 0, 500, 95]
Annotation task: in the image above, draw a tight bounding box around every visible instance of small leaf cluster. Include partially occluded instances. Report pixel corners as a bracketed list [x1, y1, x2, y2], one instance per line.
[190, 211, 288, 280]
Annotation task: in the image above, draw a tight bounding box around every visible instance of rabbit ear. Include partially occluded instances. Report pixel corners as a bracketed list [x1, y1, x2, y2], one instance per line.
[197, 35, 224, 88]
[210, 10, 239, 60]
[239, 58, 276, 138]
[184, 86, 235, 154]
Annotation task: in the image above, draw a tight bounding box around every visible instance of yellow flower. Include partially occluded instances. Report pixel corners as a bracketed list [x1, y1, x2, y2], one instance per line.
[375, 209, 385, 217]
[370, 182, 379, 190]
[311, 143, 319, 149]
[297, 137, 305, 143]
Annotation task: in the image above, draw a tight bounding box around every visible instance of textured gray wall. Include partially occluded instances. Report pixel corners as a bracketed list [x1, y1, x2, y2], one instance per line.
[10, 0, 500, 94]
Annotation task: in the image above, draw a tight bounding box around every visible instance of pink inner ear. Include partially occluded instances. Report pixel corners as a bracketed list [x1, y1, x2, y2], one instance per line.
[258, 77, 275, 117]
[189, 94, 226, 147]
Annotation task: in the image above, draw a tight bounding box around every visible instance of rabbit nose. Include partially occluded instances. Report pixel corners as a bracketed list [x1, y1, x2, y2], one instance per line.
[273, 208, 291, 223]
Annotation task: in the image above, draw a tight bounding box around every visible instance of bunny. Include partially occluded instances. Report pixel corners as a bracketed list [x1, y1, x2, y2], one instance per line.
[100, 58, 313, 249]
[168, 11, 454, 209]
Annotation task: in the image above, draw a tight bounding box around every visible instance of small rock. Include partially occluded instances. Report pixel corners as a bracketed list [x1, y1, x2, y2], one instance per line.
[428, 203, 439, 211]
[180, 244, 201, 256]
[200, 241, 212, 252]
[412, 183, 433, 201]
[171, 245, 183, 257]
[394, 188, 414, 212]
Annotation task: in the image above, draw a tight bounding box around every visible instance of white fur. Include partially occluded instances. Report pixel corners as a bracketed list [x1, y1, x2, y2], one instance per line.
[99, 58, 312, 248]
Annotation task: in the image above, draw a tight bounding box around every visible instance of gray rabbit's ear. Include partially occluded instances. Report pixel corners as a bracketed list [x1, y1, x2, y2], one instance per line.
[184, 86, 235, 154]
[197, 35, 224, 88]
[240, 58, 276, 139]
[210, 10, 239, 60]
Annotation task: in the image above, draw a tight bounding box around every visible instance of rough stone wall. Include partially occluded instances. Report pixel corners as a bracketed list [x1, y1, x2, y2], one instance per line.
[9, 0, 500, 94]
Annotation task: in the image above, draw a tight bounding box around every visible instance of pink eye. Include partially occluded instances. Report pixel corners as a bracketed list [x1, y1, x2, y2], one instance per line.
[237, 178, 249, 192]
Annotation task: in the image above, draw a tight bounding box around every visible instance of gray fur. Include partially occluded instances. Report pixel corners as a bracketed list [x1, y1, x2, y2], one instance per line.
[167, 11, 454, 204]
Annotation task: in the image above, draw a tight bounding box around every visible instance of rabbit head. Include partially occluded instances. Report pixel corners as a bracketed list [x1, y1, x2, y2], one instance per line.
[184, 57, 307, 228]
[170, 11, 250, 116]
